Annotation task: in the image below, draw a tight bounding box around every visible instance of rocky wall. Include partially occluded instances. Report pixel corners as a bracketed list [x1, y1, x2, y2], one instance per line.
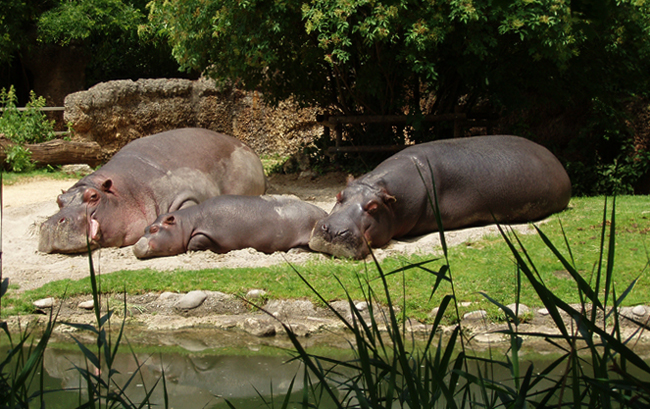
[64, 78, 322, 160]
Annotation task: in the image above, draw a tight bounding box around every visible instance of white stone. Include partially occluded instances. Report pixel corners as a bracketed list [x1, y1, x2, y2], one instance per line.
[463, 310, 487, 320]
[174, 291, 207, 310]
[506, 303, 531, 318]
[633, 305, 647, 316]
[354, 301, 369, 311]
[33, 298, 55, 309]
[78, 300, 94, 310]
[246, 289, 267, 299]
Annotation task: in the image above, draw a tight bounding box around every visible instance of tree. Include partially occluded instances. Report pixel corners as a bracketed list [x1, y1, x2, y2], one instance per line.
[148, 0, 650, 133]
[0, 0, 191, 105]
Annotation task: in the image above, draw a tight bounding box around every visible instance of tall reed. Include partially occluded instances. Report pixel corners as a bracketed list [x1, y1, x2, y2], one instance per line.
[270, 174, 650, 408]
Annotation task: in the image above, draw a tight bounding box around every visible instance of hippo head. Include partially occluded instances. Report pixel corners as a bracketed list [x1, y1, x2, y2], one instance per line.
[309, 180, 396, 259]
[132, 214, 185, 259]
[38, 179, 129, 253]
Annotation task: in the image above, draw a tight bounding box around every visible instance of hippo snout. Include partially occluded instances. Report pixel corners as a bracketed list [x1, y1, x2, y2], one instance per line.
[132, 237, 153, 259]
[309, 220, 367, 259]
[38, 212, 97, 254]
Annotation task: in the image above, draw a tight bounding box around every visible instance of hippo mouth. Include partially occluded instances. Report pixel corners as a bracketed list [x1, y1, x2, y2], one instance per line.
[88, 212, 101, 243]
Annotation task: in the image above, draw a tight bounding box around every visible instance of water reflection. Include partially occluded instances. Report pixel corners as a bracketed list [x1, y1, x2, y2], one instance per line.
[43, 347, 306, 408]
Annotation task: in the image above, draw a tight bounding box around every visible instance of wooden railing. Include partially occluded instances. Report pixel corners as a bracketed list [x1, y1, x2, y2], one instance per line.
[317, 112, 497, 155]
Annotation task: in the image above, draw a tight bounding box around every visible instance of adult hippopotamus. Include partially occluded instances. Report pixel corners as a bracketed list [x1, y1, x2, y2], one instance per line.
[39, 128, 267, 254]
[309, 135, 571, 259]
[132, 195, 328, 258]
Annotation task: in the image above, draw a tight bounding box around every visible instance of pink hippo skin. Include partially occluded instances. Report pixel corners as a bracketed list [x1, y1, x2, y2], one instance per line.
[132, 195, 328, 258]
[39, 128, 267, 254]
[309, 135, 572, 259]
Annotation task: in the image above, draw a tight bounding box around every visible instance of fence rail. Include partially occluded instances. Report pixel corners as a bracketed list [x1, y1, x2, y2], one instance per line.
[0, 106, 65, 112]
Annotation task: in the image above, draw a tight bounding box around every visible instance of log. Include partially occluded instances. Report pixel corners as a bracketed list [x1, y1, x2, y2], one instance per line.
[0, 137, 102, 168]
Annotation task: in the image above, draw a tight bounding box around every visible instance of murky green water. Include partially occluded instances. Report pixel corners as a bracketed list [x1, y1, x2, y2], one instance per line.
[5, 325, 650, 408]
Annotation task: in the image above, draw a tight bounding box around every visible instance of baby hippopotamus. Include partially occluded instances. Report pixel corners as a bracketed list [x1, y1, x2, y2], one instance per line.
[133, 195, 328, 258]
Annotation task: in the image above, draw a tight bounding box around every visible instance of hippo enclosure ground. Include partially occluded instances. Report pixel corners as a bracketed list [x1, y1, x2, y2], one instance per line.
[3, 172, 541, 293]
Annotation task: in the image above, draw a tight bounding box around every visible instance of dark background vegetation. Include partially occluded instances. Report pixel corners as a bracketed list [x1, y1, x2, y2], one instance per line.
[1, 0, 650, 196]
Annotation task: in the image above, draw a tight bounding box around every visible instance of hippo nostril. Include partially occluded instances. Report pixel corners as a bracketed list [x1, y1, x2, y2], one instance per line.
[320, 224, 329, 233]
[58, 218, 66, 225]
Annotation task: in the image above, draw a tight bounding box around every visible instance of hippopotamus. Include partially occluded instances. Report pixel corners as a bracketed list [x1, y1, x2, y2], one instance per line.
[39, 128, 267, 254]
[309, 135, 572, 259]
[132, 195, 328, 258]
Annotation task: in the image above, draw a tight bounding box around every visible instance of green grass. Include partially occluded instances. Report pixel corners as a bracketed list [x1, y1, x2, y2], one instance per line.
[3, 195, 648, 323]
[1, 168, 82, 185]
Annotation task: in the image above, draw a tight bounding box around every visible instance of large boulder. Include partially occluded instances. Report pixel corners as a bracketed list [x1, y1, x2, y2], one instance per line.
[64, 78, 321, 159]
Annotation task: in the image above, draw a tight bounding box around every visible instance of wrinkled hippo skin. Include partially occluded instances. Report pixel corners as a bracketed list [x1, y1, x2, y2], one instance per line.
[309, 135, 572, 259]
[133, 195, 328, 259]
[39, 128, 267, 254]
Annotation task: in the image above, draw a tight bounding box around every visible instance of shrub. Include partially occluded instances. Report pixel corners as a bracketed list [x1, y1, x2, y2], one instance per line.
[0, 86, 56, 172]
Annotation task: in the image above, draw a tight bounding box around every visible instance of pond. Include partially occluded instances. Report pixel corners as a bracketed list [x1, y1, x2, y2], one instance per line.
[6, 325, 650, 408]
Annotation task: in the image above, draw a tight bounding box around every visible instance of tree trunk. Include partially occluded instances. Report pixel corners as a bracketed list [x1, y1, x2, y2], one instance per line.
[0, 137, 102, 168]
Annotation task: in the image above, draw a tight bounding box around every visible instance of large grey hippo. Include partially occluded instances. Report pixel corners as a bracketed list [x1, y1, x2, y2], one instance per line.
[39, 128, 267, 254]
[309, 135, 572, 259]
[132, 195, 328, 258]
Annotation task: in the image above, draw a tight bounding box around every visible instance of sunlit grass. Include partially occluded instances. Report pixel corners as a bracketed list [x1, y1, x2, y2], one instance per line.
[4, 195, 648, 324]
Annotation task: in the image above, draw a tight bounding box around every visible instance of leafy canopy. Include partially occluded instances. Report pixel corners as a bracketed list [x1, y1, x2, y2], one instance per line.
[147, 0, 650, 120]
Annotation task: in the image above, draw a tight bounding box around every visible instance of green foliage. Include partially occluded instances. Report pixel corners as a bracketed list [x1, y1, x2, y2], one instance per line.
[37, 0, 144, 45]
[272, 195, 650, 408]
[0, 86, 56, 172]
[148, 0, 650, 128]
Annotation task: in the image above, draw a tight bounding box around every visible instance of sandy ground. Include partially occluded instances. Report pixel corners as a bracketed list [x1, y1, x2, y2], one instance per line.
[2, 173, 536, 293]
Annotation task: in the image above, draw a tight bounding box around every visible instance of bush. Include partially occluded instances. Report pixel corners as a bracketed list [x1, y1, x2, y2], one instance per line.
[0, 86, 56, 172]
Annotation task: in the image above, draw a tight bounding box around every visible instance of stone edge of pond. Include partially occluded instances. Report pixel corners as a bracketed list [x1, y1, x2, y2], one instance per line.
[10, 291, 650, 349]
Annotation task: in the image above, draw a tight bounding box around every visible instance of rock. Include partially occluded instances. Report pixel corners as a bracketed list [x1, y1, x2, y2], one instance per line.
[64, 78, 321, 159]
[238, 317, 276, 337]
[266, 299, 316, 320]
[174, 291, 207, 310]
[354, 301, 369, 311]
[633, 305, 647, 316]
[61, 164, 94, 176]
[33, 298, 55, 309]
[246, 289, 267, 299]
[78, 300, 94, 310]
[538, 308, 550, 316]
[159, 292, 180, 301]
[505, 303, 531, 319]
[463, 310, 487, 321]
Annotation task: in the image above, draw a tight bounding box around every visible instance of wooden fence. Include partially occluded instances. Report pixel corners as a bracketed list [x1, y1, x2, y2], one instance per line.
[317, 112, 497, 155]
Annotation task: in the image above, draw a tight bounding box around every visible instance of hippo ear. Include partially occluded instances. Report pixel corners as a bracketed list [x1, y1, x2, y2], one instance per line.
[381, 192, 396, 204]
[101, 179, 113, 192]
[364, 200, 382, 214]
[346, 174, 355, 185]
[162, 215, 176, 226]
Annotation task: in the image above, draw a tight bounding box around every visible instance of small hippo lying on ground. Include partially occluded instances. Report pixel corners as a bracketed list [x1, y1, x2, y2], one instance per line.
[309, 135, 572, 259]
[132, 195, 328, 258]
[39, 128, 267, 254]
